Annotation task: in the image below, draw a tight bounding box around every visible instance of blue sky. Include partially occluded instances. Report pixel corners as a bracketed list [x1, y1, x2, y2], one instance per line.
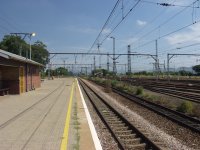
[0, 0, 200, 73]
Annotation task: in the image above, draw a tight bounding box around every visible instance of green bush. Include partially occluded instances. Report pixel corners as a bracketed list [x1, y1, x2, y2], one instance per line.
[177, 101, 193, 114]
[111, 80, 118, 87]
[135, 86, 143, 95]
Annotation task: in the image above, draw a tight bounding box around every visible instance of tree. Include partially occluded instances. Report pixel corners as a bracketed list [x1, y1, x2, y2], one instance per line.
[46, 67, 69, 77]
[178, 70, 193, 76]
[0, 35, 49, 65]
[0, 35, 28, 56]
[31, 41, 49, 65]
[192, 65, 200, 75]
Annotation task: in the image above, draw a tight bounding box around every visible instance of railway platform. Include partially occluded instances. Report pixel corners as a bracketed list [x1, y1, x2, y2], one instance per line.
[0, 78, 101, 150]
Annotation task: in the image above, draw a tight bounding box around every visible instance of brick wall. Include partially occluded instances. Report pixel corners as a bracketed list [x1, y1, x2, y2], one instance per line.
[0, 71, 2, 89]
[1, 67, 20, 94]
[0, 57, 42, 94]
[26, 65, 41, 91]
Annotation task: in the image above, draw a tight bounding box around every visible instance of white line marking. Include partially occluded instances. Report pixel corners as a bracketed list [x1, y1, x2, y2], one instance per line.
[76, 79, 103, 150]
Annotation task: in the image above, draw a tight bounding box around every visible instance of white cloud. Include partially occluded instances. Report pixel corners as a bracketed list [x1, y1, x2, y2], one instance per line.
[166, 23, 200, 45]
[136, 20, 147, 27]
[102, 28, 111, 34]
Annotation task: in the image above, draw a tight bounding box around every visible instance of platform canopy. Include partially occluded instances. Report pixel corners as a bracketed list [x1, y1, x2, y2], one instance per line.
[0, 49, 43, 66]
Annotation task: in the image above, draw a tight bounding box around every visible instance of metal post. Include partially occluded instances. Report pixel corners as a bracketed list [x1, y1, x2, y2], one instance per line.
[167, 54, 170, 82]
[94, 56, 96, 71]
[48, 56, 50, 80]
[19, 45, 22, 56]
[63, 60, 66, 68]
[127, 45, 131, 74]
[111, 37, 116, 74]
[29, 36, 32, 60]
[97, 44, 101, 69]
[164, 60, 166, 72]
[125, 64, 127, 74]
[75, 55, 77, 64]
[155, 40, 158, 81]
[107, 53, 109, 71]
[91, 64, 93, 74]
[72, 64, 74, 75]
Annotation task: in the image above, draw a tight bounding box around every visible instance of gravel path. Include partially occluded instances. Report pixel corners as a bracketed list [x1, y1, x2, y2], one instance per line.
[83, 79, 200, 150]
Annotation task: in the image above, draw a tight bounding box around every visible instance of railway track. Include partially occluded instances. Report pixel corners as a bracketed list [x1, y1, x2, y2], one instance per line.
[121, 78, 200, 103]
[89, 79, 200, 134]
[79, 79, 163, 150]
[142, 86, 200, 103]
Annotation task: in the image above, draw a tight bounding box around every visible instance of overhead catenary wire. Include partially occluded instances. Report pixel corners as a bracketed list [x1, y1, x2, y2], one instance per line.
[99, 0, 142, 45]
[129, 0, 200, 47]
[88, 0, 142, 54]
[137, 0, 200, 8]
[132, 16, 200, 51]
[87, 0, 121, 54]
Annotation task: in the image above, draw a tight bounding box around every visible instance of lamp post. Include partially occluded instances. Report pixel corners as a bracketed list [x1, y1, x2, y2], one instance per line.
[110, 36, 116, 74]
[29, 33, 36, 60]
[10, 32, 36, 60]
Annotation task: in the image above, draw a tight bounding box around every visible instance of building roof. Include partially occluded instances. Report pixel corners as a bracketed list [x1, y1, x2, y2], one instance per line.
[0, 49, 44, 66]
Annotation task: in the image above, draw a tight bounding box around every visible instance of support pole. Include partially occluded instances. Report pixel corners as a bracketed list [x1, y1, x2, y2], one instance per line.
[155, 40, 159, 81]
[125, 64, 127, 74]
[48, 57, 50, 80]
[97, 44, 101, 69]
[63, 60, 66, 68]
[127, 45, 131, 74]
[107, 53, 109, 71]
[111, 37, 117, 74]
[94, 56, 96, 71]
[167, 54, 170, 82]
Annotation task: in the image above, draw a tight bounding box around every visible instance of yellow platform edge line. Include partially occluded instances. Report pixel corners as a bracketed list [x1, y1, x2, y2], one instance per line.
[60, 81, 75, 150]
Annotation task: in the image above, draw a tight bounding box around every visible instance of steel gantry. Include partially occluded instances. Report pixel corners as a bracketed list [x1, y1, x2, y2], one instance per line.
[48, 52, 157, 78]
[167, 53, 200, 81]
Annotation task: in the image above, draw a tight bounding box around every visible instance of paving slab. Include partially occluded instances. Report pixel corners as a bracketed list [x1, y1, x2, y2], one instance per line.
[0, 78, 98, 150]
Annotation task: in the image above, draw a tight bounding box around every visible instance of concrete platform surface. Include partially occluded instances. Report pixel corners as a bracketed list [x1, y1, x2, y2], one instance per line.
[0, 78, 96, 150]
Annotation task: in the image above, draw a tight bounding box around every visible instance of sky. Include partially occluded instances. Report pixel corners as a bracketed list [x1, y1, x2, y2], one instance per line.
[0, 0, 200, 73]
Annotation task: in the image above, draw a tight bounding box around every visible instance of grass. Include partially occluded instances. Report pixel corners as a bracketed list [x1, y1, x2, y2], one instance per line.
[90, 77, 200, 118]
[177, 101, 194, 114]
[135, 86, 144, 95]
[192, 105, 200, 118]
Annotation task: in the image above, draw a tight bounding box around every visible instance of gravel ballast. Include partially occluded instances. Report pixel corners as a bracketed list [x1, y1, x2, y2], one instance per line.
[79, 84, 119, 150]
[83, 79, 200, 150]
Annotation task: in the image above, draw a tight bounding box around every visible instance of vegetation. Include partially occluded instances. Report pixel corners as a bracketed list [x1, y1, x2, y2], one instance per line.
[46, 67, 70, 77]
[192, 65, 200, 75]
[177, 101, 194, 114]
[89, 77, 200, 118]
[125, 70, 195, 77]
[0, 35, 49, 65]
[92, 69, 116, 77]
[135, 86, 144, 95]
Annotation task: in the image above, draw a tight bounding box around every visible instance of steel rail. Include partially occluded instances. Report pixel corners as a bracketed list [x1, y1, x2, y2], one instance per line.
[90, 80, 200, 133]
[79, 79, 162, 150]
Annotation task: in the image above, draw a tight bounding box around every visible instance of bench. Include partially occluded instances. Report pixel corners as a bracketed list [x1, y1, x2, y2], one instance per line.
[0, 88, 9, 96]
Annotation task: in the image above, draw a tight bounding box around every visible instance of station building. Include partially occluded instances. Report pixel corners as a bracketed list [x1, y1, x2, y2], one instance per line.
[0, 49, 43, 95]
